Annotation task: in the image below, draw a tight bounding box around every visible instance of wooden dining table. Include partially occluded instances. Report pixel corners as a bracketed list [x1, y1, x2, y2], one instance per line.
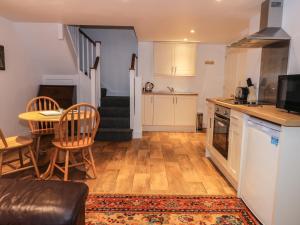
[18, 111, 88, 179]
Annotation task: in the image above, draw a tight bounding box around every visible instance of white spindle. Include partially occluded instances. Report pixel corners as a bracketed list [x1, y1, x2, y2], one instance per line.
[91, 43, 94, 67]
[87, 39, 90, 76]
[82, 36, 85, 74]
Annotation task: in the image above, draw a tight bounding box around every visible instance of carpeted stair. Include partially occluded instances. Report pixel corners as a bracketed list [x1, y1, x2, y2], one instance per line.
[96, 89, 132, 141]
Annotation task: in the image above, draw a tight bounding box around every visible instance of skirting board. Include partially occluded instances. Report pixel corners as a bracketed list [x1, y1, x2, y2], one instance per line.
[143, 125, 196, 132]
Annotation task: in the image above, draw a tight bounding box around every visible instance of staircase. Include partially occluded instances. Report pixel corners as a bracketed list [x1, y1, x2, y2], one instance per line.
[96, 89, 133, 141]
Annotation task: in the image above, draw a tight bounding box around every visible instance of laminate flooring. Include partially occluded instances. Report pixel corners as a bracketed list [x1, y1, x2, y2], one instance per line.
[2, 132, 236, 196]
[86, 132, 236, 195]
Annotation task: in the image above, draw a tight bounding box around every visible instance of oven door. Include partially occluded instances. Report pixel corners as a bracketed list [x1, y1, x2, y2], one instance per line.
[213, 114, 230, 160]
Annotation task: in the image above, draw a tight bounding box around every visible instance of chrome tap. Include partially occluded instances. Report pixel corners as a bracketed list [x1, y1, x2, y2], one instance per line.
[167, 86, 175, 93]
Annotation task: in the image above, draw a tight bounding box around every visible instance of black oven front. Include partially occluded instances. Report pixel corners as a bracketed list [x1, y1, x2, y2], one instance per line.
[212, 106, 230, 160]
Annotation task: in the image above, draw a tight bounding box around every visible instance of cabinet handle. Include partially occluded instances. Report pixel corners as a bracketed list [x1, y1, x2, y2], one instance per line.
[171, 66, 174, 75]
[210, 118, 212, 128]
[173, 96, 175, 104]
[176, 96, 178, 104]
[175, 67, 177, 75]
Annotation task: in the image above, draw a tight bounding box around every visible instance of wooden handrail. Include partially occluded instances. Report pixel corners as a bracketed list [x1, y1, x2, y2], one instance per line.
[79, 28, 97, 46]
[91, 56, 100, 70]
[130, 53, 137, 70]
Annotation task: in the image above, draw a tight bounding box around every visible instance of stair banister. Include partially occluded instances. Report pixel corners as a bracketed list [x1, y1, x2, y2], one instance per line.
[66, 25, 101, 106]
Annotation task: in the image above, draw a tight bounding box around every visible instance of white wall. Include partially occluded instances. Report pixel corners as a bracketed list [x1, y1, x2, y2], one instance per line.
[283, 0, 300, 74]
[0, 17, 42, 136]
[83, 29, 138, 96]
[138, 42, 226, 127]
[15, 23, 77, 76]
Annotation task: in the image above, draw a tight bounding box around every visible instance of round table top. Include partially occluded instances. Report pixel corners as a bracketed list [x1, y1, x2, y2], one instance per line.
[19, 111, 94, 122]
[19, 111, 61, 122]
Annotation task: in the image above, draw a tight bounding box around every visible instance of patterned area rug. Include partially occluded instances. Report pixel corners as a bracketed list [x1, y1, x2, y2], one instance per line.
[86, 194, 260, 225]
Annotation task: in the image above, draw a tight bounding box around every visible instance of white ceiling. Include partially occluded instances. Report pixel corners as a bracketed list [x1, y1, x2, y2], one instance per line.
[0, 0, 263, 43]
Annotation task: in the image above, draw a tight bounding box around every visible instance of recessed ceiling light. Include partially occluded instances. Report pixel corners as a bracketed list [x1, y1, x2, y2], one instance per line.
[184, 38, 188, 41]
[216, 0, 222, 2]
[190, 29, 195, 34]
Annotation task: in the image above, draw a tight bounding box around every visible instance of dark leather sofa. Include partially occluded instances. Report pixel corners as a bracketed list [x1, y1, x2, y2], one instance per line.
[0, 179, 88, 225]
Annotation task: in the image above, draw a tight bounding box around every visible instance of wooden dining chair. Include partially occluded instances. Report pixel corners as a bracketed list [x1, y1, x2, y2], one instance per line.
[0, 129, 40, 177]
[50, 103, 100, 181]
[26, 96, 60, 159]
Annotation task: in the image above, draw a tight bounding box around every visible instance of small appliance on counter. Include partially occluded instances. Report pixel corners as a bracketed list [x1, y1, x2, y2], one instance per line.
[276, 74, 300, 113]
[143, 82, 154, 92]
[234, 87, 249, 105]
[246, 78, 257, 105]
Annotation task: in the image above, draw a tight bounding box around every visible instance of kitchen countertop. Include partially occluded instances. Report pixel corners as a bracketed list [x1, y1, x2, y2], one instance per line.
[143, 91, 198, 96]
[207, 98, 300, 127]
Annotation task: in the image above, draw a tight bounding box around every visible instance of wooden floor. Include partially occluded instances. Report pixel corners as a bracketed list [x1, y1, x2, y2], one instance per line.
[2, 132, 235, 196]
[86, 132, 235, 195]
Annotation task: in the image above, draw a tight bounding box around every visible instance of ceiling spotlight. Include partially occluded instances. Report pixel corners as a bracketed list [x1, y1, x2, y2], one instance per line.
[184, 38, 188, 41]
[190, 29, 195, 34]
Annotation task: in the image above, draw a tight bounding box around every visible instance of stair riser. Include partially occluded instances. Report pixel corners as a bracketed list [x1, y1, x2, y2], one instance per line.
[100, 108, 130, 117]
[95, 131, 132, 141]
[101, 118, 130, 129]
[101, 98, 129, 107]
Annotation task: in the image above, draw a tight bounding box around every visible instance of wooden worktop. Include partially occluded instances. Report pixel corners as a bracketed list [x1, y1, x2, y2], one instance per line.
[207, 98, 300, 127]
[143, 91, 198, 96]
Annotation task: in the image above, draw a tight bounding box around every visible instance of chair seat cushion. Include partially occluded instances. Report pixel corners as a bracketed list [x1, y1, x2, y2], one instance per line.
[0, 179, 88, 225]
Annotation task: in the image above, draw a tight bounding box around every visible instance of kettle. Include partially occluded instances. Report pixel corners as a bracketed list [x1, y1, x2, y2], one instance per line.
[144, 82, 154, 92]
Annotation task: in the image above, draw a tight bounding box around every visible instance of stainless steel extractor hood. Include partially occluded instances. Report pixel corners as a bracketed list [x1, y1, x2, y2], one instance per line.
[230, 0, 290, 48]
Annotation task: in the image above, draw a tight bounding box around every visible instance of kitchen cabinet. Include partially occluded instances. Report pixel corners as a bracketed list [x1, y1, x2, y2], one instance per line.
[154, 42, 174, 76]
[154, 42, 197, 76]
[143, 94, 154, 126]
[174, 96, 197, 126]
[206, 102, 215, 149]
[142, 93, 198, 131]
[173, 43, 197, 76]
[153, 95, 174, 126]
[228, 110, 244, 181]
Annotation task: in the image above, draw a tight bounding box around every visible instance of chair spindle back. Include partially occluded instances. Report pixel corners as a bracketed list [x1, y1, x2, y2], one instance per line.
[0, 129, 8, 149]
[58, 103, 100, 147]
[26, 96, 60, 134]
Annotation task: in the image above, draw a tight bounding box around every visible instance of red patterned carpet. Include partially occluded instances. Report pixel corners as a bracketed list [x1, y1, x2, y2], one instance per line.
[86, 194, 260, 225]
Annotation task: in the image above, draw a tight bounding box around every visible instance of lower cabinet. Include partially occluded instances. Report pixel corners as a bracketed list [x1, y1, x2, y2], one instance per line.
[206, 102, 215, 149]
[153, 95, 174, 126]
[143, 95, 154, 125]
[228, 110, 245, 181]
[206, 105, 246, 189]
[143, 94, 197, 131]
[174, 96, 197, 126]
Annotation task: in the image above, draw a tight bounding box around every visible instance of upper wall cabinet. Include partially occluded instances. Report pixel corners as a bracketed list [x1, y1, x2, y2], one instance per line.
[154, 42, 197, 76]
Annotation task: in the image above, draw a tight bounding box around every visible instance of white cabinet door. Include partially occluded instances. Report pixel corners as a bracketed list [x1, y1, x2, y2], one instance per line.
[143, 95, 154, 125]
[228, 116, 243, 180]
[206, 102, 215, 148]
[174, 43, 197, 76]
[174, 95, 197, 126]
[153, 95, 174, 126]
[154, 42, 174, 76]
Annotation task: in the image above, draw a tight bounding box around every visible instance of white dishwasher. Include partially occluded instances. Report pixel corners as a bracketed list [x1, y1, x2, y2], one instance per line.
[241, 117, 281, 225]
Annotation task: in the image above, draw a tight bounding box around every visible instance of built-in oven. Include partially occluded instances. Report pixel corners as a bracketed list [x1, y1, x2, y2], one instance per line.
[213, 105, 230, 160]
